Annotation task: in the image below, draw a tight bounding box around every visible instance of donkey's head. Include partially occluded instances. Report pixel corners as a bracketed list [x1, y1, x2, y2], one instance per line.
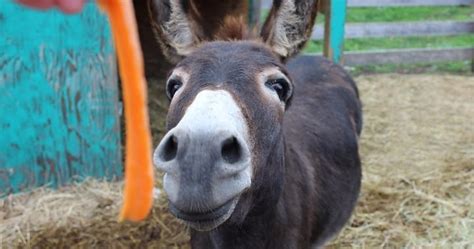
[151, 0, 318, 231]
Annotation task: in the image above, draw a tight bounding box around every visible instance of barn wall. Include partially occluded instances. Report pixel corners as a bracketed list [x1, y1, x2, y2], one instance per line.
[0, 3, 122, 196]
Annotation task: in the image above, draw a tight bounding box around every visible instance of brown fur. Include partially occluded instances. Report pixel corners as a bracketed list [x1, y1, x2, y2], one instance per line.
[187, 0, 249, 39]
[214, 16, 254, 41]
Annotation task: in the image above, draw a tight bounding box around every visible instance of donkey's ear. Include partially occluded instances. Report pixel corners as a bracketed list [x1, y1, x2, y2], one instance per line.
[148, 0, 202, 64]
[260, 0, 319, 59]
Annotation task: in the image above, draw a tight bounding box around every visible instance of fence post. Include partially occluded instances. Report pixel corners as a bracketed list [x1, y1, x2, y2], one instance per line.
[323, 0, 347, 64]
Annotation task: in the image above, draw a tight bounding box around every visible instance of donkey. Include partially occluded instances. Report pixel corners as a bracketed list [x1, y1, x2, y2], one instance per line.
[150, 0, 362, 248]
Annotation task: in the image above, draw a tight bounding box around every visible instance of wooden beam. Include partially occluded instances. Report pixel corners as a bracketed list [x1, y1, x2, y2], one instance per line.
[323, 1, 331, 58]
[347, 0, 474, 7]
[338, 47, 474, 65]
[312, 21, 474, 40]
[318, 0, 330, 14]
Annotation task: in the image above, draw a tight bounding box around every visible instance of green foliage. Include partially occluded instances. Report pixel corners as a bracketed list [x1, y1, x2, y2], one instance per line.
[347, 6, 474, 23]
[349, 61, 473, 75]
[305, 35, 474, 52]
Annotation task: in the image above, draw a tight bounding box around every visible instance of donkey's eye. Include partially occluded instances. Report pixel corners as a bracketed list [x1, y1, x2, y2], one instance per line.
[166, 79, 183, 99]
[266, 78, 290, 101]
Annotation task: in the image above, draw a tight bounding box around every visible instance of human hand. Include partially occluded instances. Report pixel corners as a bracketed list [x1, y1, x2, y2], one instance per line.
[16, 0, 85, 14]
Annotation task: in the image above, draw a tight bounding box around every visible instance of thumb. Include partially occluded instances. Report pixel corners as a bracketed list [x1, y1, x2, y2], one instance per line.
[55, 0, 85, 14]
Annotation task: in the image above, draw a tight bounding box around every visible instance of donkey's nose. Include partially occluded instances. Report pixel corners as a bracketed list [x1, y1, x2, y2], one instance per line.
[221, 136, 243, 164]
[157, 131, 244, 164]
[153, 127, 251, 213]
[159, 134, 178, 162]
[154, 128, 250, 177]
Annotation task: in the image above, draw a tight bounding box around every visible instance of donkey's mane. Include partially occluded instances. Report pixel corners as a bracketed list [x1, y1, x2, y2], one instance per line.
[214, 16, 258, 41]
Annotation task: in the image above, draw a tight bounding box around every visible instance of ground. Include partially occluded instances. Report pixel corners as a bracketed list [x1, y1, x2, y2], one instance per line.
[1, 73, 472, 248]
[327, 74, 474, 248]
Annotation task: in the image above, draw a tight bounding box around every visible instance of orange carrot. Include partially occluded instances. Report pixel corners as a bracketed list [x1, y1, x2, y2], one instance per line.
[97, 1, 154, 222]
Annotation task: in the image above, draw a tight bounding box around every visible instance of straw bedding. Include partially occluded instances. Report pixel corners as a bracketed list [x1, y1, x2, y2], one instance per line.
[1, 74, 473, 248]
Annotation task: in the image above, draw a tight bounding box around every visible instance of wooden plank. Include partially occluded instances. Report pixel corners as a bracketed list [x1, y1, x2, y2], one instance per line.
[323, 2, 331, 58]
[339, 47, 474, 65]
[0, 3, 122, 196]
[312, 21, 474, 39]
[303, 47, 474, 65]
[318, 0, 330, 14]
[347, 0, 474, 7]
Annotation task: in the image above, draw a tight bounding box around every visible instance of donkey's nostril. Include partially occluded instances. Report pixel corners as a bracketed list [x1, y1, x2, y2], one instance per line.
[221, 136, 242, 164]
[161, 135, 178, 161]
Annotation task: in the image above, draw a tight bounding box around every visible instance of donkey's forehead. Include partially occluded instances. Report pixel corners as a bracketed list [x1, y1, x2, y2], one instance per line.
[177, 41, 282, 72]
[169, 41, 288, 89]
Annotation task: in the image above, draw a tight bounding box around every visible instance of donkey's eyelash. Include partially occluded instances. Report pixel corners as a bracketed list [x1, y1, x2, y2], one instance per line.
[167, 76, 183, 83]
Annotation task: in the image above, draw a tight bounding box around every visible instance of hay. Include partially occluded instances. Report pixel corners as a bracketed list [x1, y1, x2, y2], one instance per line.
[1, 74, 473, 248]
[0, 179, 190, 249]
[327, 74, 474, 248]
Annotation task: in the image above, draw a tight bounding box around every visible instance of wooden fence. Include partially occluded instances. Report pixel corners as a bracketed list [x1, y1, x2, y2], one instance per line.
[262, 0, 474, 66]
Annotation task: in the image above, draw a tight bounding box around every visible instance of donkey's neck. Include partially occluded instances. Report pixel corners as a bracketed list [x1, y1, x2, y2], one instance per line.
[191, 136, 290, 249]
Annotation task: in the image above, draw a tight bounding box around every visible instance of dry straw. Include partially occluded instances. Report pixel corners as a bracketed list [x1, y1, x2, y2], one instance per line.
[1, 74, 473, 248]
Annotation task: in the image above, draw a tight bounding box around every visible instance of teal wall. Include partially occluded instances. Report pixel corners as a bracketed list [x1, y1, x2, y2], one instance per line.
[0, 2, 122, 196]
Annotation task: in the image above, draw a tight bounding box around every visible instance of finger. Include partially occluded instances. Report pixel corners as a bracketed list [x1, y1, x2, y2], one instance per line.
[16, 0, 55, 9]
[55, 0, 85, 14]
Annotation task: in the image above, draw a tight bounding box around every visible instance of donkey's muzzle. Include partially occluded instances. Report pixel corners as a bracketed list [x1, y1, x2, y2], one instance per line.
[153, 127, 251, 229]
[153, 89, 252, 230]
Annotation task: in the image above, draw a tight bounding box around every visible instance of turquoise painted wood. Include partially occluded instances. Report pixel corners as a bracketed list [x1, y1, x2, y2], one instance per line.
[0, 2, 122, 196]
[328, 0, 347, 63]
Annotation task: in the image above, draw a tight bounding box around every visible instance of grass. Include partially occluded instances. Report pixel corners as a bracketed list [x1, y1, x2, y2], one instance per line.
[348, 61, 473, 75]
[262, 6, 474, 25]
[304, 34, 474, 52]
[347, 6, 474, 23]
